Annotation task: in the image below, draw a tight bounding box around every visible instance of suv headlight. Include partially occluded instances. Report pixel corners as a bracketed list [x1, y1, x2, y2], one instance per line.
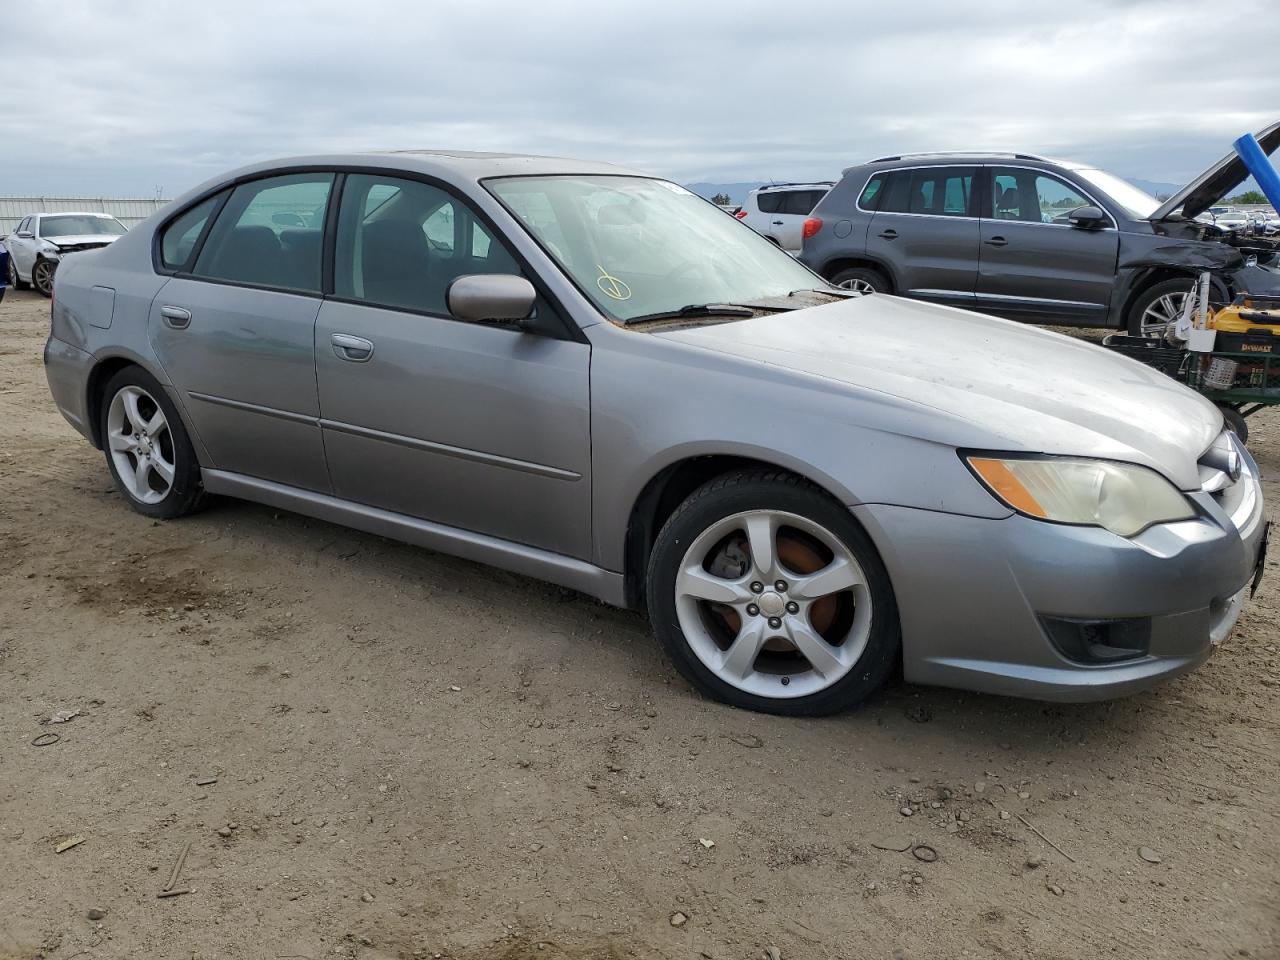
[965, 455, 1195, 537]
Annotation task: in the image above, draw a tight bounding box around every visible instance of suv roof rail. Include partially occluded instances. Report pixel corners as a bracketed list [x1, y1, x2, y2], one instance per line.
[866, 151, 1047, 163]
[755, 181, 835, 191]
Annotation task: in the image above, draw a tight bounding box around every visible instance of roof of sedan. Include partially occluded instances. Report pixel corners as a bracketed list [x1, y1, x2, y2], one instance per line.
[225, 150, 652, 181]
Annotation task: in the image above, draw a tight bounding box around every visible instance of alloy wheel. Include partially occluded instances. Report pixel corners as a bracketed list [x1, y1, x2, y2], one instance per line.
[106, 386, 176, 504]
[674, 509, 872, 699]
[837, 278, 876, 294]
[1140, 290, 1187, 338]
[32, 259, 55, 296]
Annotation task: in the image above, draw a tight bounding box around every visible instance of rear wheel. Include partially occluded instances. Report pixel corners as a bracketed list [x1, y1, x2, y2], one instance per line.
[99, 366, 206, 519]
[829, 266, 889, 295]
[8, 255, 30, 290]
[32, 258, 55, 298]
[646, 470, 900, 715]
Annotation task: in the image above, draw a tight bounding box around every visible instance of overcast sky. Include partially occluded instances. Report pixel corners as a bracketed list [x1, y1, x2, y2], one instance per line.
[3, 0, 1278, 200]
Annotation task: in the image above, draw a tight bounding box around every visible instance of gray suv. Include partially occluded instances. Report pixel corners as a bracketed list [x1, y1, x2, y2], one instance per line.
[800, 126, 1280, 336]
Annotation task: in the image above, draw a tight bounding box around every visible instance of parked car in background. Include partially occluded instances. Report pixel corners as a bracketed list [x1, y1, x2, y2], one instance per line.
[1211, 208, 1251, 234]
[41, 151, 1265, 715]
[736, 182, 832, 253]
[0, 244, 7, 304]
[800, 122, 1280, 336]
[5, 212, 128, 297]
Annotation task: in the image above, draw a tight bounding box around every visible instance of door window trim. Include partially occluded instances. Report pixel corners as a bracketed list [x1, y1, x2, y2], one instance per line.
[855, 164, 981, 220]
[148, 165, 581, 342]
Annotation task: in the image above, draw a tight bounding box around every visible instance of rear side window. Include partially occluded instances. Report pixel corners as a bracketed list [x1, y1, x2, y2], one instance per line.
[755, 191, 783, 214]
[878, 167, 974, 217]
[193, 173, 333, 292]
[782, 190, 826, 215]
[159, 193, 223, 271]
[858, 175, 885, 210]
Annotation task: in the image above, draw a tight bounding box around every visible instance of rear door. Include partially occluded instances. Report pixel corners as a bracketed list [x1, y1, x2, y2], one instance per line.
[864, 166, 979, 304]
[772, 189, 827, 253]
[974, 166, 1118, 323]
[148, 172, 334, 491]
[314, 172, 592, 558]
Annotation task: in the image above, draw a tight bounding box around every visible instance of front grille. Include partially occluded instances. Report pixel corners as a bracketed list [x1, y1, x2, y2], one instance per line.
[56, 242, 110, 255]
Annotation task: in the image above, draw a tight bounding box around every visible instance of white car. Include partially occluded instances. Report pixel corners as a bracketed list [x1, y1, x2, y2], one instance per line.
[1209, 207, 1251, 234]
[735, 182, 832, 253]
[5, 212, 128, 297]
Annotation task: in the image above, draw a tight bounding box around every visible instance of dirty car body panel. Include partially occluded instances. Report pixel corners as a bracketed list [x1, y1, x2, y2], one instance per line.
[42, 150, 1267, 707]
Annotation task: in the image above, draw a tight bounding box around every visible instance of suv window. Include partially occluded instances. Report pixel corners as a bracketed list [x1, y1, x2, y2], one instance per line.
[160, 193, 224, 271]
[879, 167, 974, 217]
[334, 173, 523, 316]
[782, 190, 826, 216]
[193, 174, 333, 292]
[991, 168, 1096, 224]
[755, 191, 784, 214]
[858, 176, 885, 210]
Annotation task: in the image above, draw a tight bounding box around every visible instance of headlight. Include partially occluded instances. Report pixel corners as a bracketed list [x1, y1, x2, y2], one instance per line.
[965, 455, 1195, 537]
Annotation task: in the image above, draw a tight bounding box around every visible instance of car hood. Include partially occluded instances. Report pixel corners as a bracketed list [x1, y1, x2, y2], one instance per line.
[654, 295, 1221, 491]
[44, 234, 121, 248]
[1151, 120, 1280, 222]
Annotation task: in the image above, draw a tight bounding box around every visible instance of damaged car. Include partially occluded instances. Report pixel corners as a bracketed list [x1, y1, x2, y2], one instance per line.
[800, 121, 1280, 337]
[5, 212, 128, 297]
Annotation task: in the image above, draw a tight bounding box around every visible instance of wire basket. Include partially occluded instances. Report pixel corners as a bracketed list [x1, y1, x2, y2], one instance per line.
[1100, 334, 1187, 378]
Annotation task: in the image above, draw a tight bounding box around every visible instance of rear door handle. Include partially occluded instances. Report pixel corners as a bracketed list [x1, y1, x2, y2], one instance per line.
[331, 333, 374, 362]
[985, 236, 1009, 247]
[877, 229, 898, 240]
[771, 220, 784, 225]
[159, 305, 191, 329]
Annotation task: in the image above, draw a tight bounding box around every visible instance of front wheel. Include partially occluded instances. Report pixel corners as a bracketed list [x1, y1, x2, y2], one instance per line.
[32, 258, 56, 298]
[1127, 278, 1197, 338]
[99, 366, 207, 519]
[646, 470, 900, 715]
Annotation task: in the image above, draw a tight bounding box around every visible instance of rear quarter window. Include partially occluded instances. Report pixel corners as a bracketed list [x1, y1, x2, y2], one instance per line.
[159, 193, 224, 271]
[755, 191, 784, 214]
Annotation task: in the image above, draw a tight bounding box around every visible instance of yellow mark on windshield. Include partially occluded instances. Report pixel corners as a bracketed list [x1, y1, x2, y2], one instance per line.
[596, 265, 632, 301]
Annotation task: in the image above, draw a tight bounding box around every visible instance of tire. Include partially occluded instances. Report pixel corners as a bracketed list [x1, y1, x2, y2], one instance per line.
[829, 266, 890, 295]
[646, 469, 900, 716]
[1218, 405, 1249, 444]
[1126, 278, 1198, 338]
[32, 257, 56, 298]
[99, 366, 206, 519]
[8, 254, 30, 290]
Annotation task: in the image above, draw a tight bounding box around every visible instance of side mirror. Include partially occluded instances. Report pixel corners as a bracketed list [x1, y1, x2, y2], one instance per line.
[447, 274, 538, 329]
[16, 231, 34, 239]
[1068, 205, 1108, 229]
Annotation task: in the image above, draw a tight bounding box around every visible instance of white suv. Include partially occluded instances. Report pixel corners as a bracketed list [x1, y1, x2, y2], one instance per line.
[735, 182, 832, 253]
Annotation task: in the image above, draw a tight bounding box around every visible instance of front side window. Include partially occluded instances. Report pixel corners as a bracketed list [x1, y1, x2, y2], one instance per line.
[39, 215, 127, 238]
[334, 174, 522, 316]
[17, 217, 31, 234]
[991, 168, 1100, 225]
[193, 173, 333, 292]
[487, 175, 821, 323]
[159, 193, 224, 271]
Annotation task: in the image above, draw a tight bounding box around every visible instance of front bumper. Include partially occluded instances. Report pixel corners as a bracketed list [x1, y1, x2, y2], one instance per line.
[854, 450, 1266, 701]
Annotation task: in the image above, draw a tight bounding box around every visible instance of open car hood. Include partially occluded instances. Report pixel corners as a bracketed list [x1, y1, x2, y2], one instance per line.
[1150, 120, 1280, 222]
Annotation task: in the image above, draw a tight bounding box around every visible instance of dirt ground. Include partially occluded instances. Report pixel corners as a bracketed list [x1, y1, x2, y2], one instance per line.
[1, 287, 1277, 960]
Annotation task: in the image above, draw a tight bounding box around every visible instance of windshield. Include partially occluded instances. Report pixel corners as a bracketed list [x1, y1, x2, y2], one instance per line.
[1073, 169, 1161, 219]
[40, 215, 127, 238]
[485, 175, 821, 322]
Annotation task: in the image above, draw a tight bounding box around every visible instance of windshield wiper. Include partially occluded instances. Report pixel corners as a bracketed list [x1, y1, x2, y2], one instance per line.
[624, 303, 757, 325]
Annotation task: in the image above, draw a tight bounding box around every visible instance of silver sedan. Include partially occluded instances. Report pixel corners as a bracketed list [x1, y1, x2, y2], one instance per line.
[42, 151, 1267, 714]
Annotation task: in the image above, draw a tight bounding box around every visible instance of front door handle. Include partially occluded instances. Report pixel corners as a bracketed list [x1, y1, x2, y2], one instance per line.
[771, 220, 784, 225]
[877, 229, 898, 240]
[331, 333, 374, 362]
[985, 236, 1009, 247]
[159, 305, 191, 329]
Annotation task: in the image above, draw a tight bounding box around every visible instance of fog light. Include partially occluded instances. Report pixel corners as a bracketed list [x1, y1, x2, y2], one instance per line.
[1040, 616, 1151, 664]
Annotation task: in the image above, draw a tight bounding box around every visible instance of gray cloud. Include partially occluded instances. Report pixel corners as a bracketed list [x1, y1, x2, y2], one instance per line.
[2, 0, 1277, 198]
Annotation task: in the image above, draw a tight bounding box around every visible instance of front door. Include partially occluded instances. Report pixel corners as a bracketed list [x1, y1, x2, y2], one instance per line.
[974, 167, 1119, 324]
[314, 173, 592, 559]
[148, 172, 334, 491]
[864, 165, 979, 305]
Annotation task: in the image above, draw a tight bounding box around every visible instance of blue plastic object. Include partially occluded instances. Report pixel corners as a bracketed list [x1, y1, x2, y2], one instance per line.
[1233, 133, 1280, 210]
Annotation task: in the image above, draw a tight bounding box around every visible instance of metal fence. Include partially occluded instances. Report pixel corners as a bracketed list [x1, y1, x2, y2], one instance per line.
[0, 197, 170, 236]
